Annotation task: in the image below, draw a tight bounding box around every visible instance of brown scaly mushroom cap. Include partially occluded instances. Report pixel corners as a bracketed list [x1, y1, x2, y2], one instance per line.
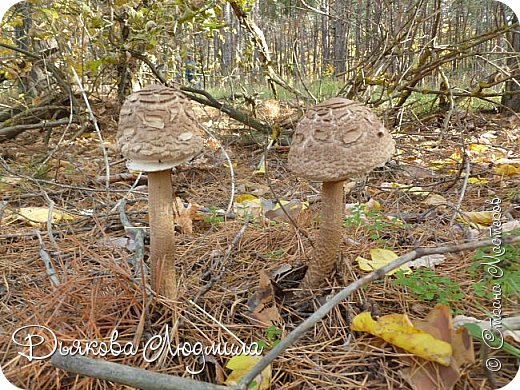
[117, 84, 203, 172]
[288, 97, 395, 181]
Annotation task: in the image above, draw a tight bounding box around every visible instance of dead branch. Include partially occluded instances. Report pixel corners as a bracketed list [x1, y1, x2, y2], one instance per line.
[35, 230, 60, 287]
[71, 68, 110, 188]
[117, 198, 146, 274]
[180, 86, 272, 134]
[238, 234, 520, 389]
[0, 42, 75, 101]
[0, 118, 80, 141]
[127, 49, 272, 135]
[50, 353, 229, 390]
[192, 209, 252, 303]
[229, 1, 308, 101]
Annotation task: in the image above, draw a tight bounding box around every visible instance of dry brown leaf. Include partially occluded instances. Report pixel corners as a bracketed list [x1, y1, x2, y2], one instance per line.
[401, 305, 475, 390]
[247, 271, 281, 327]
[264, 199, 305, 223]
[173, 197, 197, 234]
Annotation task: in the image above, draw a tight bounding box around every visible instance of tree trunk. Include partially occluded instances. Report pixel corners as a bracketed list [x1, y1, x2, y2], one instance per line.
[221, 2, 233, 76]
[333, 0, 347, 75]
[321, 0, 330, 71]
[13, 2, 33, 95]
[502, 14, 520, 112]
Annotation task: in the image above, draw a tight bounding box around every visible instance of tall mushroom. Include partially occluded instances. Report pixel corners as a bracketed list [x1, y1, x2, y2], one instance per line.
[117, 85, 203, 299]
[288, 97, 395, 290]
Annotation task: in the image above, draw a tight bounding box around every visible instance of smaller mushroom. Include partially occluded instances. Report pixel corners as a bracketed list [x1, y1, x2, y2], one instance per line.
[288, 97, 395, 290]
[117, 85, 203, 299]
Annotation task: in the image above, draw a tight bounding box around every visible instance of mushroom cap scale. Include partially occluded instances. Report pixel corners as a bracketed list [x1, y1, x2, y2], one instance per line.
[288, 97, 395, 182]
[117, 85, 203, 172]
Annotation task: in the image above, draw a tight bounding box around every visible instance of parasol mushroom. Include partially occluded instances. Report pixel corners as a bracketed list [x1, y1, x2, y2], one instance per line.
[117, 84, 203, 299]
[288, 97, 395, 290]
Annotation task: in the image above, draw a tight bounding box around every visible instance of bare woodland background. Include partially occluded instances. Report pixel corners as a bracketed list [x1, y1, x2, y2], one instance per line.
[1, 1, 520, 390]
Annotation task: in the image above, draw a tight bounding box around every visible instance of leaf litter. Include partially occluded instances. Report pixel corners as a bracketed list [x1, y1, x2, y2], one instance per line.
[0, 105, 519, 389]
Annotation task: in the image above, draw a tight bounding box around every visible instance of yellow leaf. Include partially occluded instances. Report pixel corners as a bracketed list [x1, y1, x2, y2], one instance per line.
[364, 198, 381, 210]
[235, 194, 258, 203]
[253, 160, 266, 175]
[468, 144, 488, 153]
[265, 199, 307, 223]
[467, 177, 489, 185]
[233, 197, 263, 219]
[381, 182, 405, 189]
[17, 207, 74, 226]
[225, 355, 271, 389]
[456, 211, 493, 226]
[351, 312, 452, 366]
[406, 186, 429, 196]
[449, 152, 462, 162]
[493, 164, 520, 177]
[356, 248, 411, 275]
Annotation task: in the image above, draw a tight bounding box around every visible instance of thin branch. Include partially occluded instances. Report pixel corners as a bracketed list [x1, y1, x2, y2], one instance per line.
[238, 234, 520, 389]
[50, 353, 230, 390]
[0, 118, 80, 141]
[117, 198, 147, 274]
[41, 190, 58, 248]
[34, 230, 60, 287]
[298, 0, 330, 16]
[449, 153, 471, 227]
[189, 299, 245, 346]
[38, 97, 75, 168]
[0, 42, 75, 100]
[198, 123, 235, 214]
[180, 86, 271, 134]
[71, 68, 110, 189]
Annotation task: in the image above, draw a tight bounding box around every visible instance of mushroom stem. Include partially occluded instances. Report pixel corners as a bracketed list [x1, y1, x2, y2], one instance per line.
[147, 170, 177, 299]
[301, 180, 344, 290]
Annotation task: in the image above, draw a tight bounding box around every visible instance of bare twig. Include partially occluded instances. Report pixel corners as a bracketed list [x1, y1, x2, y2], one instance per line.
[189, 299, 245, 346]
[34, 230, 60, 287]
[0, 159, 146, 195]
[50, 353, 229, 390]
[0, 118, 80, 141]
[38, 96, 75, 168]
[292, 39, 317, 103]
[41, 190, 58, 248]
[238, 234, 520, 389]
[71, 68, 110, 189]
[117, 198, 147, 274]
[298, 0, 331, 16]
[192, 209, 252, 303]
[198, 123, 235, 214]
[180, 86, 271, 134]
[449, 152, 471, 227]
[438, 66, 454, 139]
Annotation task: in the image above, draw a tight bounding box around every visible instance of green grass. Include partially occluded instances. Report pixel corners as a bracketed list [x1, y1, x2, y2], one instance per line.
[343, 205, 404, 242]
[393, 268, 465, 305]
[206, 77, 500, 116]
[469, 244, 519, 300]
[202, 207, 224, 229]
[256, 325, 282, 351]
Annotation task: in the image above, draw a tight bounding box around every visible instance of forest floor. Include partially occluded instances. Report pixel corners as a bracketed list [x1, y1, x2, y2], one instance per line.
[0, 98, 519, 389]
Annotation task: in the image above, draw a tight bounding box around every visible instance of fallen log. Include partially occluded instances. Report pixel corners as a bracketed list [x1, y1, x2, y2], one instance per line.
[0, 118, 80, 141]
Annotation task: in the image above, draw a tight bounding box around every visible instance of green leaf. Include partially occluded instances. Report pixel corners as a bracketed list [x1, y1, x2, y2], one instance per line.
[464, 323, 520, 358]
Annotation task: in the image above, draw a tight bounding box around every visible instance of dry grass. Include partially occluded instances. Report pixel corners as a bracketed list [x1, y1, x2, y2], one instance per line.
[1, 103, 519, 389]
